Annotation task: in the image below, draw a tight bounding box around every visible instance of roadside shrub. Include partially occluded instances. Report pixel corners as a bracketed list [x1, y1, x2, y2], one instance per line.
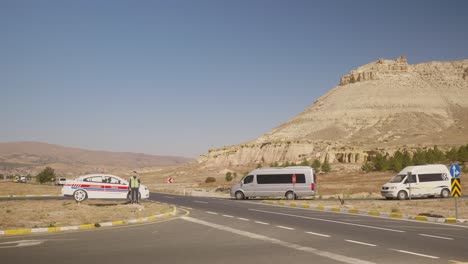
[361, 161, 374, 172]
[321, 158, 331, 173]
[36, 167, 56, 184]
[205, 177, 216, 183]
[299, 159, 310, 166]
[311, 160, 321, 172]
[225, 172, 233, 182]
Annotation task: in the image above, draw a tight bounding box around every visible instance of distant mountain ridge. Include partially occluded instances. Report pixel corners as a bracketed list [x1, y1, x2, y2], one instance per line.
[0, 141, 192, 176]
[200, 56, 468, 168]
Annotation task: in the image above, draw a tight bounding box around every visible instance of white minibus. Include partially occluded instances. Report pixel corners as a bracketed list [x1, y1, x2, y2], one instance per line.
[230, 166, 316, 200]
[381, 164, 451, 200]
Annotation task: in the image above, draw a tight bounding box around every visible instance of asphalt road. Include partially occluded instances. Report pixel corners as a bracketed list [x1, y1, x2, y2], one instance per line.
[2, 193, 468, 264]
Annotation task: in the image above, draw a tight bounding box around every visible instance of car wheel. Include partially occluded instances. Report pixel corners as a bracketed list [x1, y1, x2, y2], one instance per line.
[235, 191, 245, 200]
[73, 190, 87, 202]
[397, 191, 408, 200]
[285, 191, 296, 200]
[440, 188, 450, 198]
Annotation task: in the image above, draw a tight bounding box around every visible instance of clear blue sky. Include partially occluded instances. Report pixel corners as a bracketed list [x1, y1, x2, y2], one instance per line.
[2, 0, 468, 157]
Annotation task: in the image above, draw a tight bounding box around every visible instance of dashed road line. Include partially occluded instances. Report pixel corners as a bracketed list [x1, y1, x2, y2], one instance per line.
[250, 209, 405, 233]
[181, 216, 375, 264]
[419, 233, 453, 240]
[277, 225, 295, 230]
[345, 240, 376, 247]
[390, 249, 439, 259]
[206, 211, 218, 215]
[164, 196, 174, 199]
[306, 232, 330, 238]
[222, 214, 234, 218]
[194, 201, 208, 204]
[254, 221, 270, 225]
[237, 218, 249, 221]
[180, 207, 192, 210]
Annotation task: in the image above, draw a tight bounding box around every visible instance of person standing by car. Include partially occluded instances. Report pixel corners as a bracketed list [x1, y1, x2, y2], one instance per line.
[128, 171, 141, 204]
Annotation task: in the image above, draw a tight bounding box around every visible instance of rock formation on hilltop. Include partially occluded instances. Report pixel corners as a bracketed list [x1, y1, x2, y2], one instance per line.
[199, 57, 468, 168]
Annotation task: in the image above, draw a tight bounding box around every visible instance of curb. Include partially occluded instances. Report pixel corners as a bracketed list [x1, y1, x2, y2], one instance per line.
[261, 200, 468, 224]
[0, 207, 178, 236]
[0, 194, 62, 198]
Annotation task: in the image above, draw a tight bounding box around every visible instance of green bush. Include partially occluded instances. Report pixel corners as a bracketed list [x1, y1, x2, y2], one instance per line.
[361, 161, 374, 172]
[312, 159, 321, 173]
[322, 158, 331, 173]
[37, 167, 56, 184]
[205, 177, 216, 183]
[299, 159, 310, 166]
[225, 172, 233, 182]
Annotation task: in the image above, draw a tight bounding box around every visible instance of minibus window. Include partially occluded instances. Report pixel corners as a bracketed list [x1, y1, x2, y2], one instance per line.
[243, 175, 254, 184]
[389, 174, 405, 183]
[404, 174, 416, 184]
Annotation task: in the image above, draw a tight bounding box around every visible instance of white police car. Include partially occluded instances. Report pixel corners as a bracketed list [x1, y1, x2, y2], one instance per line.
[61, 174, 150, 202]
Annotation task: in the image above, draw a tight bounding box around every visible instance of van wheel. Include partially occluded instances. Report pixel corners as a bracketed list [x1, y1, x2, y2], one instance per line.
[235, 191, 245, 200]
[440, 188, 450, 198]
[285, 191, 296, 200]
[397, 191, 408, 200]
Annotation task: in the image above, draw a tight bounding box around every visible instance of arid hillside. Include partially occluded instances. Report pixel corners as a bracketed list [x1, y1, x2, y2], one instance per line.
[200, 56, 468, 168]
[0, 142, 192, 176]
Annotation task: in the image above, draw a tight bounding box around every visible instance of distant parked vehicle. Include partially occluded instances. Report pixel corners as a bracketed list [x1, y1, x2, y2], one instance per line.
[230, 166, 316, 200]
[55, 178, 67, 186]
[62, 174, 150, 202]
[13, 176, 27, 183]
[381, 164, 451, 200]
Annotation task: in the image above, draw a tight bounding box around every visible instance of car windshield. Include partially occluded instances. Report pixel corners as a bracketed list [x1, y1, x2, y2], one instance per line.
[389, 174, 406, 183]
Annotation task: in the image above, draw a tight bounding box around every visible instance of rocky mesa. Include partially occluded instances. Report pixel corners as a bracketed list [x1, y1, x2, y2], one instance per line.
[199, 56, 468, 168]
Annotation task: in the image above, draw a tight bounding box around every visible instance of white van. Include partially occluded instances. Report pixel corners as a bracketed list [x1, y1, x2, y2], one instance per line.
[381, 164, 451, 200]
[230, 166, 316, 200]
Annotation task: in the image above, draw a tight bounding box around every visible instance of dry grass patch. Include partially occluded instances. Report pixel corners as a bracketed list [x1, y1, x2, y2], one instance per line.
[0, 182, 61, 196]
[0, 200, 172, 229]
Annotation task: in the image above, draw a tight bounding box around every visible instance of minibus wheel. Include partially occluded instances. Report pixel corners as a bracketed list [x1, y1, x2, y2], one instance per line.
[235, 191, 245, 200]
[285, 191, 296, 200]
[440, 188, 450, 198]
[397, 191, 408, 200]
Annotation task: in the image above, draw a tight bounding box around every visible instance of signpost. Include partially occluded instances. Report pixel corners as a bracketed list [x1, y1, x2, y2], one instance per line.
[407, 172, 412, 200]
[449, 163, 462, 219]
[167, 177, 173, 184]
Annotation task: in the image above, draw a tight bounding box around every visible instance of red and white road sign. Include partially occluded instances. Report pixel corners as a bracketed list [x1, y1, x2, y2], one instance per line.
[167, 177, 173, 184]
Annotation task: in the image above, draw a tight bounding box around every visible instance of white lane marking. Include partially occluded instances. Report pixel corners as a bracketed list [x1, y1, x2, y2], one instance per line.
[254, 221, 270, 225]
[194, 201, 208, 204]
[419, 233, 453, 240]
[277, 225, 295, 230]
[449, 260, 463, 263]
[390, 249, 439, 259]
[345, 240, 377, 247]
[222, 214, 234, 218]
[164, 196, 174, 199]
[180, 207, 193, 210]
[237, 218, 249, 221]
[250, 209, 405, 233]
[181, 216, 375, 264]
[206, 211, 218, 215]
[0, 240, 45, 249]
[247, 200, 468, 230]
[306, 232, 331, 238]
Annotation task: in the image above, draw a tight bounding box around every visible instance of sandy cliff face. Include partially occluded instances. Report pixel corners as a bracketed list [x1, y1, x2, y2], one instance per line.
[199, 57, 468, 167]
